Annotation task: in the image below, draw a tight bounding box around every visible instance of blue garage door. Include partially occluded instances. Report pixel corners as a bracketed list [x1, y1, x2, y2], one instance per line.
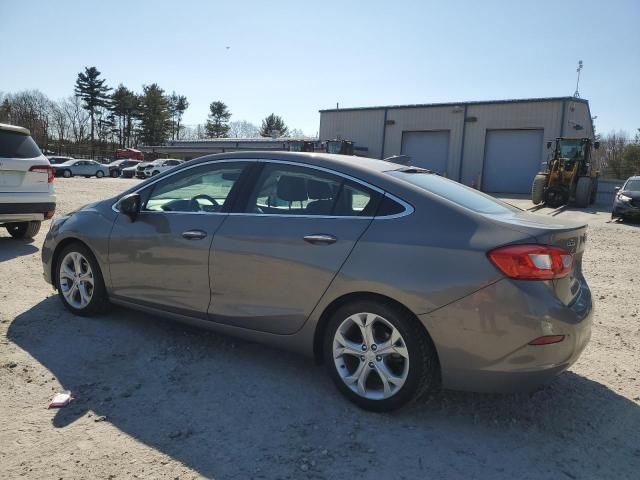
[483, 129, 544, 193]
[401, 131, 449, 175]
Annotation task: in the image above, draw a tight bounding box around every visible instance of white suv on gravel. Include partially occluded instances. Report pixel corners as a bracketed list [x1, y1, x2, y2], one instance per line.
[0, 123, 55, 239]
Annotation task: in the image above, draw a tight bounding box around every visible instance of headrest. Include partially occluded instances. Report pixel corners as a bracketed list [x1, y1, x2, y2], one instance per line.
[277, 175, 308, 202]
[307, 179, 333, 200]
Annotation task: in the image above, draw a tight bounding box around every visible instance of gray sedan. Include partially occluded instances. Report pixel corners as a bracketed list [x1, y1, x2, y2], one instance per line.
[41, 152, 593, 411]
[53, 159, 109, 178]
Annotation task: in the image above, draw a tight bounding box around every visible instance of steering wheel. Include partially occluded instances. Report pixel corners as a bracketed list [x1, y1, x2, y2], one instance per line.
[189, 194, 220, 212]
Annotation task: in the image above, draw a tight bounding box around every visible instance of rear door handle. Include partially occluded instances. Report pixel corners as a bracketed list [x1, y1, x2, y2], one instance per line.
[182, 229, 207, 240]
[303, 234, 337, 245]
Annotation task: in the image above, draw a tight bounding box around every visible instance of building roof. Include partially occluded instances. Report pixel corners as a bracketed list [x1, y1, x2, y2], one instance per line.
[319, 96, 589, 113]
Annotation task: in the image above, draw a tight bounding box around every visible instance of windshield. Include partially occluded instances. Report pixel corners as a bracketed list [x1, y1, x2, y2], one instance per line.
[623, 179, 640, 191]
[557, 139, 586, 160]
[387, 170, 520, 214]
[0, 130, 43, 158]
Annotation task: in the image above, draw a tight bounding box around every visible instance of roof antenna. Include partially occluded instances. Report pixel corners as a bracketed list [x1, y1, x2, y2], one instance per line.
[574, 60, 583, 98]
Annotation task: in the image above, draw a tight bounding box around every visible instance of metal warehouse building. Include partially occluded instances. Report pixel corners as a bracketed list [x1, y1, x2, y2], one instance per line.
[319, 97, 594, 193]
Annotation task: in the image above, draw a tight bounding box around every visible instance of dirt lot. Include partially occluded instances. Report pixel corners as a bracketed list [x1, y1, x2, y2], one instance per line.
[1, 177, 639, 479]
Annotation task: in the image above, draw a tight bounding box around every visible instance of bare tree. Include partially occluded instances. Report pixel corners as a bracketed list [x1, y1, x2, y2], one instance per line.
[229, 120, 260, 138]
[594, 131, 629, 179]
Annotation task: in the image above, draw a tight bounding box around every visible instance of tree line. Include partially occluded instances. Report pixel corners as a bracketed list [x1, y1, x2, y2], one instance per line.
[593, 130, 640, 179]
[0, 66, 303, 158]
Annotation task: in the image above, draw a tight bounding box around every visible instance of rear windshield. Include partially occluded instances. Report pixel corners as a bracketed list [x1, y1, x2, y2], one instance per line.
[387, 170, 520, 214]
[0, 130, 42, 159]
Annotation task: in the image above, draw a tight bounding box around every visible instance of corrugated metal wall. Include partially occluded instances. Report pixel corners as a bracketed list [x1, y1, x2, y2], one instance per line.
[319, 99, 594, 193]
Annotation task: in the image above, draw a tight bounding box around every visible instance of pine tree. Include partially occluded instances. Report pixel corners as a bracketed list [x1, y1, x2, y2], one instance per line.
[205, 101, 231, 138]
[74, 67, 111, 157]
[138, 84, 171, 146]
[259, 113, 288, 137]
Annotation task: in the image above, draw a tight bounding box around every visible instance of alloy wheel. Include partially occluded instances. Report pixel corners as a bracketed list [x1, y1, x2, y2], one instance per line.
[59, 251, 94, 309]
[333, 312, 410, 400]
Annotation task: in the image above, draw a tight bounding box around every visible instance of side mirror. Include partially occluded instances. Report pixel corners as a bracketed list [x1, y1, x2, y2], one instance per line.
[546, 141, 552, 149]
[615, 186, 621, 192]
[117, 193, 141, 222]
[593, 141, 600, 150]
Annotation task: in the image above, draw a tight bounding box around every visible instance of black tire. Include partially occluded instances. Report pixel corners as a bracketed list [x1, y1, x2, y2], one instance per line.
[54, 242, 109, 316]
[323, 300, 440, 412]
[96, 170, 104, 178]
[531, 174, 547, 205]
[63, 169, 72, 178]
[5, 221, 41, 239]
[110, 169, 119, 178]
[575, 176, 592, 207]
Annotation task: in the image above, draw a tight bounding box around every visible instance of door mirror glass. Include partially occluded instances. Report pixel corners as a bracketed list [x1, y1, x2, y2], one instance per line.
[117, 193, 141, 221]
[614, 186, 621, 192]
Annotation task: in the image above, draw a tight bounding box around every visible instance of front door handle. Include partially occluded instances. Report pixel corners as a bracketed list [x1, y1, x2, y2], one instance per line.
[182, 229, 207, 240]
[303, 234, 337, 245]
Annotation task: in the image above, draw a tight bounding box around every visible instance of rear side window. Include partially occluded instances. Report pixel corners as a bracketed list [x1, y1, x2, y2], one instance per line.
[245, 163, 379, 216]
[387, 170, 520, 214]
[0, 131, 42, 159]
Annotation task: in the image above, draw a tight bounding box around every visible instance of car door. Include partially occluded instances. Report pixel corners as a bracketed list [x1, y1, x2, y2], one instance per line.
[73, 161, 88, 175]
[209, 160, 381, 334]
[108, 160, 250, 316]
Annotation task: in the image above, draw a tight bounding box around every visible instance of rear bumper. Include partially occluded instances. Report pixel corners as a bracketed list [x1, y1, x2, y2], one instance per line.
[0, 200, 56, 224]
[420, 277, 593, 393]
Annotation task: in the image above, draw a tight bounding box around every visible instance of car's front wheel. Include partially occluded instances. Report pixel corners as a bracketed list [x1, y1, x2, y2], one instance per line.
[54, 243, 109, 316]
[5, 221, 41, 240]
[110, 170, 119, 178]
[324, 300, 439, 411]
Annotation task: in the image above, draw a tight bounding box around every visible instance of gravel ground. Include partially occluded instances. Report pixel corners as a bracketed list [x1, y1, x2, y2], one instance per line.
[1, 177, 639, 480]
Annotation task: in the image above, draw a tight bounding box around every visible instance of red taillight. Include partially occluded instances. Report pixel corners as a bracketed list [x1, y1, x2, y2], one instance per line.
[29, 165, 54, 183]
[529, 335, 565, 345]
[487, 244, 573, 280]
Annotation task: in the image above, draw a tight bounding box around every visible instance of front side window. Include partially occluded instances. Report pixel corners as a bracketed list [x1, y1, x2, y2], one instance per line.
[245, 163, 378, 216]
[145, 162, 246, 213]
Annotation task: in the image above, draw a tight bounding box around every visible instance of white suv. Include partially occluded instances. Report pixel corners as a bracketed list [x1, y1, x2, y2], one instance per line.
[0, 123, 56, 239]
[142, 158, 183, 177]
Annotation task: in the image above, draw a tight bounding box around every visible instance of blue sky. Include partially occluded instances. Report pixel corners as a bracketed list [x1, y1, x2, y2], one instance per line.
[1, 0, 638, 137]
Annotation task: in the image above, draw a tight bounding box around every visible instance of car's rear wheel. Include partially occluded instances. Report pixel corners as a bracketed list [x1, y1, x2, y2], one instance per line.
[96, 170, 104, 178]
[63, 169, 72, 178]
[5, 221, 41, 240]
[54, 243, 109, 316]
[324, 300, 439, 411]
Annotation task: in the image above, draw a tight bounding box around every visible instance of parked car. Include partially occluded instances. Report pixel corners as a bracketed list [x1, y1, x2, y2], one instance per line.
[134, 161, 154, 179]
[0, 123, 55, 239]
[611, 176, 640, 221]
[141, 158, 183, 177]
[41, 152, 593, 411]
[107, 159, 140, 178]
[120, 164, 138, 178]
[53, 159, 109, 178]
[47, 155, 75, 165]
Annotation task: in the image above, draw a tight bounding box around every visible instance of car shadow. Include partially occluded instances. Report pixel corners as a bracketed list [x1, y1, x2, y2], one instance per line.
[0, 236, 39, 262]
[7, 298, 640, 478]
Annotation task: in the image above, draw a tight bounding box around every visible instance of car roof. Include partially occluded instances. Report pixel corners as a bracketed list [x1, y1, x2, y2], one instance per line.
[0, 123, 30, 135]
[190, 151, 400, 175]
[626, 176, 640, 181]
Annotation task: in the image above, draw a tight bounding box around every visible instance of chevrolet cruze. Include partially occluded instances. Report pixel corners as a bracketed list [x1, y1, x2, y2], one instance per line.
[42, 152, 593, 411]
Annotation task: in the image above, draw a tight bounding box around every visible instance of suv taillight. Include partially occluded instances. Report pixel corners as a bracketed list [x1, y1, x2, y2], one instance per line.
[487, 244, 573, 280]
[29, 165, 54, 183]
